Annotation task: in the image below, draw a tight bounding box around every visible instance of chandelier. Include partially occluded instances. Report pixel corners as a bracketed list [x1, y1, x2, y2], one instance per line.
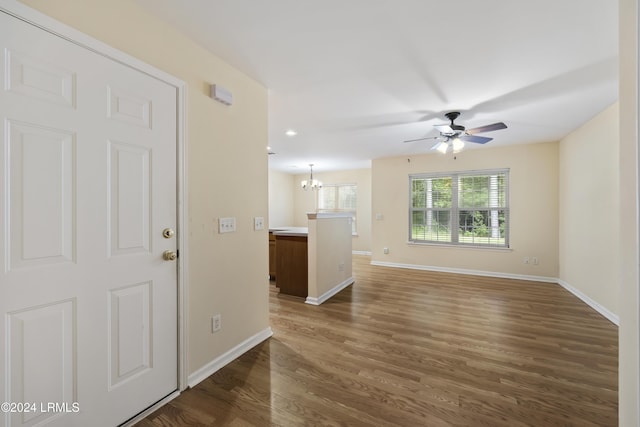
[301, 164, 322, 191]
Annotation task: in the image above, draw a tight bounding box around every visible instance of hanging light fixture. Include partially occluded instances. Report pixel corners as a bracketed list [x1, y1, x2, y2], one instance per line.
[301, 164, 322, 190]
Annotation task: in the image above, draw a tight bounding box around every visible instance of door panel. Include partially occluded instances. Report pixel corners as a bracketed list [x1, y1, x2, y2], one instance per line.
[7, 300, 75, 427]
[0, 10, 178, 427]
[106, 86, 151, 129]
[7, 120, 76, 270]
[108, 141, 151, 256]
[5, 49, 76, 108]
[108, 282, 152, 389]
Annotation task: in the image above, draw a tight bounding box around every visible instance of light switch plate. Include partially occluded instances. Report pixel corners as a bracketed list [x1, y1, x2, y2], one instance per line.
[219, 217, 236, 233]
[254, 216, 264, 231]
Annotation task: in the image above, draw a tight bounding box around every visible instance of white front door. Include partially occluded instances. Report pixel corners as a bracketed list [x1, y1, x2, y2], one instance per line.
[0, 10, 178, 427]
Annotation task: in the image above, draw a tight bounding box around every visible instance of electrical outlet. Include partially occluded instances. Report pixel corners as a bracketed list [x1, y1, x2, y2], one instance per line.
[211, 314, 221, 333]
[523, 257, 530, 264]
[338, 262, 345, 271]
[383, 247, 389, 254]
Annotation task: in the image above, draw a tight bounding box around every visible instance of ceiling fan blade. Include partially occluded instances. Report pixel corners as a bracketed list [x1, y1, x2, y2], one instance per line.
[434, 124, 454, 134]
[460, 135, 493, 144]
[403, 136, 438, 143]
[465, 122, 507, 134]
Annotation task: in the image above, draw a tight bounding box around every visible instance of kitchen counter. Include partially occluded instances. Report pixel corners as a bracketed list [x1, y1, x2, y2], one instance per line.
[269, 215, 353, 304]
[270, 227, 308, 237]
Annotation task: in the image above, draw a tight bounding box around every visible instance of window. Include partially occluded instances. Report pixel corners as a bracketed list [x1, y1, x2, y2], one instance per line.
[318, 184, 357, 234]
[409, 169, 509, 247]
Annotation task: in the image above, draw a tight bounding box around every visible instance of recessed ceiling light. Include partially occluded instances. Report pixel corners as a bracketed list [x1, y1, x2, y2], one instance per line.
[285, 129, 297, 137]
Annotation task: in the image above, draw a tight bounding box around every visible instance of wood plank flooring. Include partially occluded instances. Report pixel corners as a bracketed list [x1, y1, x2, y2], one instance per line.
[136, 255, 618, 426]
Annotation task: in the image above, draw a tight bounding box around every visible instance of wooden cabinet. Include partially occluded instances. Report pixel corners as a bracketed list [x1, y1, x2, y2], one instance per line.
[274, 234, 308, 298]
[268, 232, 277, 279]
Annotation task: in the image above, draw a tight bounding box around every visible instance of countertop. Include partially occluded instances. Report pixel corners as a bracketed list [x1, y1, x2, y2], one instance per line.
[270, 227, 308, 237]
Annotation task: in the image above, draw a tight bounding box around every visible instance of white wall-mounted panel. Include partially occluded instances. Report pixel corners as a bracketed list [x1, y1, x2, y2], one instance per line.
[6, 299, 76, 427]
[4, 49, 76, 108]
[107, 86, 151, 129]
[107, 141, 151, 256]
[6, 120, 75, 271]
[108, 282, 152, 389]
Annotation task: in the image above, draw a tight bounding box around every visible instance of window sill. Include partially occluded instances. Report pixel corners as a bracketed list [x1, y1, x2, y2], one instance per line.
[406, 241, 512, 252]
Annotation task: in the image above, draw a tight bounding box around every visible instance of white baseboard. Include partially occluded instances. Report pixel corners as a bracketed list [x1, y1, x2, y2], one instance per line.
[187, 327, 273, 388]
[352, 250, 372, 256]
[370, 260, 557, 283]
[370, 260, 619, 326]
[557, 279, 619, 325]
[305, 277, 355, 305]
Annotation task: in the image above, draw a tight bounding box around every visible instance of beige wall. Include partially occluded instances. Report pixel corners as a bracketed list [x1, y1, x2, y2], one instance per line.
[268, 169, 295, 228]
[293, 168, 372, 253]
[559, 103, 619, 315]
[619, 0, 639, 424]
[19, 0, 271, 376]
[307, 215, 353, 301]
[371, 142, 559, 278]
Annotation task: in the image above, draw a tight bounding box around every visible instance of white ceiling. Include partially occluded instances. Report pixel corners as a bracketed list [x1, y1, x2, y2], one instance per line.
[134, 0, 618, 173]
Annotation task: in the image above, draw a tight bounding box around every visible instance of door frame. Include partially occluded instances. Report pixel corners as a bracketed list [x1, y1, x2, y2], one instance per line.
[0, 0, 190, 402]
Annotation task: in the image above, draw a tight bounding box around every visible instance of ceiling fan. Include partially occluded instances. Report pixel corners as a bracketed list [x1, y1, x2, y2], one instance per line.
[404, 111, 507, 154]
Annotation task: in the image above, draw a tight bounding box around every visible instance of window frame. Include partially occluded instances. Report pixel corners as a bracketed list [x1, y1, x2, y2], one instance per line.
[317, 183, 358, 235]
[408, 169, 510, 248]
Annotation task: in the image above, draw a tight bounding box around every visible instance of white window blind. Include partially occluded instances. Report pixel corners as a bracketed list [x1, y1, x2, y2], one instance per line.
[318, 184, 357, 234]
[409, 169, 509, 247]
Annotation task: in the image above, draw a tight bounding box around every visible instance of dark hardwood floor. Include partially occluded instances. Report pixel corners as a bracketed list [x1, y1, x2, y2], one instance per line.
[136, 256, 618, 426]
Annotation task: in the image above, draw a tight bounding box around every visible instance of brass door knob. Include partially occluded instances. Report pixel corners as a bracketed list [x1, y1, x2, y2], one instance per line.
[163, 250, 177, 261]
[162, 228, 175, 239]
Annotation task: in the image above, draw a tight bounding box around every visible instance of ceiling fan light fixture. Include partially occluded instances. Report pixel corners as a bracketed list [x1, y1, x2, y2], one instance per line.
[436, 141, 449, 154]
[404, 112, 507, 152]
[452, 138, 465, 153]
